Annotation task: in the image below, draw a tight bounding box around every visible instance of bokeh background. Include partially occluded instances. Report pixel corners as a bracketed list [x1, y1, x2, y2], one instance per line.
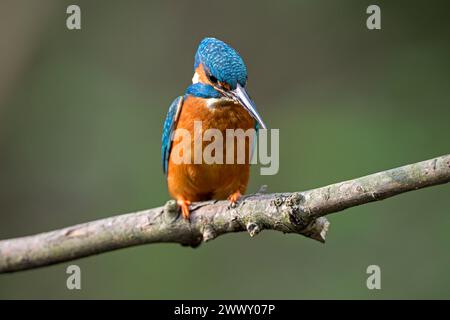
[0, 0, 449, 299]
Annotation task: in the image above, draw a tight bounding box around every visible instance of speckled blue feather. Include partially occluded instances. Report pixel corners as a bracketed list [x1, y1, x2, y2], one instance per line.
[194, 38, 247, 90]
[185, 83, 222, 99]
[161, 96, 183, 175]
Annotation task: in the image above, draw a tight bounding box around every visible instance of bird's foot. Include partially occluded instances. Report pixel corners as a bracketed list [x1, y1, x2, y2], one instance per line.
[227, 191, 242, 208]
[177, 199, 191, 220]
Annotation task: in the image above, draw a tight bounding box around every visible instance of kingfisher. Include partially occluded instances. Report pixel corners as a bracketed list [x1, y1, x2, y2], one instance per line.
[161, 37, 266, 220]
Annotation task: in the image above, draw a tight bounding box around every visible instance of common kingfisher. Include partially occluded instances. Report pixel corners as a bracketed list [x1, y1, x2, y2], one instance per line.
[161, 37, 266, 220]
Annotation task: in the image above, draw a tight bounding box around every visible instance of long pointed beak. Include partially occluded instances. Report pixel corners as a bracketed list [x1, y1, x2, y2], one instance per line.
[230, 83, 267, 129]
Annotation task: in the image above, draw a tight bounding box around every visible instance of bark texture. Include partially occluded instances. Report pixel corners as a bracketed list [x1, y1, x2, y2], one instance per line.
[0, 154, 449, 273]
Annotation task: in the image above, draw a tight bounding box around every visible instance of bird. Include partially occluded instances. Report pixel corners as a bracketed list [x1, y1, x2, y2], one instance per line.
[161, 37, 266, 220]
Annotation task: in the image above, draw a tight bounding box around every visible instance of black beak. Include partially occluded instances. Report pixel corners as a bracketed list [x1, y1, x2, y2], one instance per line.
[227, 83, 267, 129]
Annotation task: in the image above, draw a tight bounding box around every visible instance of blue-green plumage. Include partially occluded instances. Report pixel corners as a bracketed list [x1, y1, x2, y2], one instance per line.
[161, 96, 183, 175]
[194, 37, 247, 90]
[185, 83, 222, 99]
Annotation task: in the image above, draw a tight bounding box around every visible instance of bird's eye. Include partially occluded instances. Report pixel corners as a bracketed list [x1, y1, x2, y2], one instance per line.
[209, 75, 218, 84]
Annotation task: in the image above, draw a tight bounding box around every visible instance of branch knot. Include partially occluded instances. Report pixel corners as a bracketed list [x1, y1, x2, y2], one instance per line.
[246, 222, 262, 237]
[163, 200, 179, 223]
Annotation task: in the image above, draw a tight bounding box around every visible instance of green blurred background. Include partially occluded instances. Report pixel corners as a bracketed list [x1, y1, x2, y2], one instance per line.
[0, 0, 449, 299]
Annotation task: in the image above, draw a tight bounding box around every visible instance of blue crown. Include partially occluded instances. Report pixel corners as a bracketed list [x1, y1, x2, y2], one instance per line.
[194, 37, 247, 90]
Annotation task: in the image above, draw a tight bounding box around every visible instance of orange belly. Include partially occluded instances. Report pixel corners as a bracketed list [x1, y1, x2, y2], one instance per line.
[167, 96, 255, 202]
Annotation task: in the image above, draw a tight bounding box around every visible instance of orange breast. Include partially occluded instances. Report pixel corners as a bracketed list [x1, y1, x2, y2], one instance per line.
[167, 96, 256, 202]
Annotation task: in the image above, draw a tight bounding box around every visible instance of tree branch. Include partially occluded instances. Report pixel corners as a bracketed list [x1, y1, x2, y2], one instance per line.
[1, 154, 449, 273]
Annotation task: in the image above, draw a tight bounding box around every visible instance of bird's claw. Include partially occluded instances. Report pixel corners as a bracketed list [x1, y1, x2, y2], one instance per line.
[228, 191, 242, 208]
[177, 199, 191, 220]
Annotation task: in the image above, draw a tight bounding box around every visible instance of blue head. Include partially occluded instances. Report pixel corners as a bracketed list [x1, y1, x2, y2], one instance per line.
[191, 37, 266, 129]
[194, 37, 247, 90]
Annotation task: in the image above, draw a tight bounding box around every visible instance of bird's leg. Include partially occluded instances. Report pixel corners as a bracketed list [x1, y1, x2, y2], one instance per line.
[177, 199, 191, 220]
[227, 190, 242, 207]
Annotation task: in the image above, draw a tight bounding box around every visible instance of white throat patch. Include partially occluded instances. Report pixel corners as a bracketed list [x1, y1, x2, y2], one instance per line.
[206, 97, 236, 108]
[192, 72, 200, 84]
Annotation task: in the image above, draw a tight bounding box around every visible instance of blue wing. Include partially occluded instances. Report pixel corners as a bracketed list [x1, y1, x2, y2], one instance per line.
[161, 96, 184, 175]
